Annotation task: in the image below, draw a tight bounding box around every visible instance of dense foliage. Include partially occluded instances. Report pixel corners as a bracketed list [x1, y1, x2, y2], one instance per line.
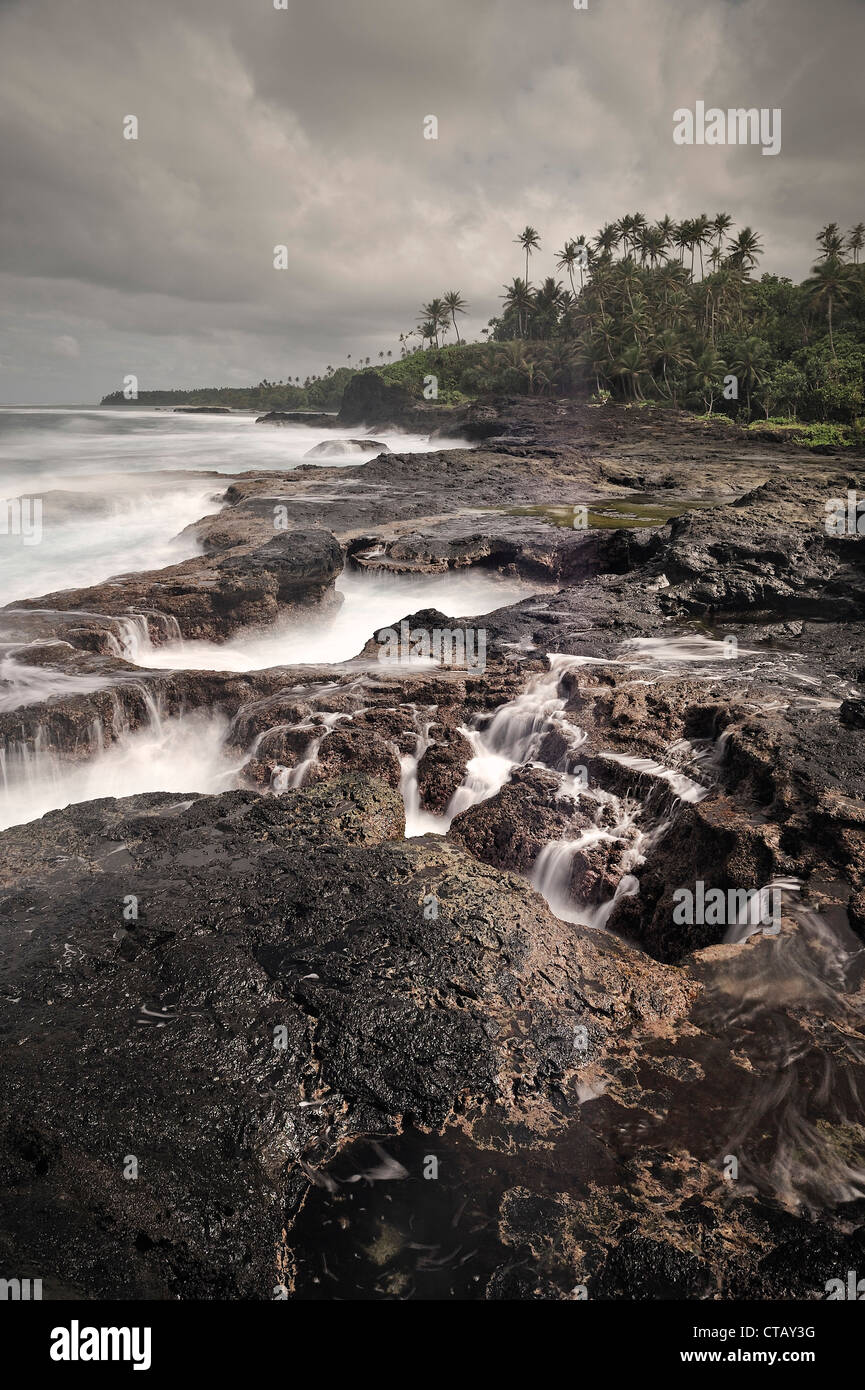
[401, 218, 865, 429]
[103, 217, 865, 434]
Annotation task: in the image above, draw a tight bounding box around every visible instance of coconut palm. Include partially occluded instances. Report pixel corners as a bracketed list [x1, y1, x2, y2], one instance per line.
[643, 226, 667, 269]
[617, 214, 635, 257]
[556, 241, 580, 298]
[673, 220, 693, 268]
[489, 342, 535, 393]
[712, 213, 733, 256]
[576, 334, 613, 394]
[533, 277, 566, 338]
[631, 213, 649, 263]
[651, 330, 692, 403]
[803, 256, 854, 358]
[443, 290, 468, 345]
[515, 226, 541, 282]
[501, 277, 535, 338]
[728, 336, 770, 414]
[655, 216, 675, 256]
[817, 223, 845, 259]
[688, 346, 725, 413]
[612, 344, 650, 401]
[727, 227, 763, 273]
[574, 236, 590, 286]
[692, 213, 712, 279]
[594, 223, 620, 259]
[419, 298, 449, 347]
[847, 223, 865, 265]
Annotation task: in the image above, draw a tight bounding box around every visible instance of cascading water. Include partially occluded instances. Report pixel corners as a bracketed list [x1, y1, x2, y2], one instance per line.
[0, 708, 243, 832]
[398, 707, 449, 836]
[128, 567, 538, 673]
[401, 652, 717, 929]
[437, 655, 591, 826]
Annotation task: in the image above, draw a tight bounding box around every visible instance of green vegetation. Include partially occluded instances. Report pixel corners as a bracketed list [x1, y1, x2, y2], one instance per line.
[103, 216, 865, 439]
[101, 366, 356, 411]
[390, 215, 865, 433]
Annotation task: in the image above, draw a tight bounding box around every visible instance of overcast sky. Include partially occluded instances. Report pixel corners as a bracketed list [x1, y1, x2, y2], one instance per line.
[1, 0, 863, 403]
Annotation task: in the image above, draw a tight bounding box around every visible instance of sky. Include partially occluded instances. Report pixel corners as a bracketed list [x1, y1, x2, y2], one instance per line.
[0, 0, 863, 403]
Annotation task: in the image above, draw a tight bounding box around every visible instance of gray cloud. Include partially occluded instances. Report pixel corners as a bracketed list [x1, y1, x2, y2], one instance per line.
[1, 0, 863, 402]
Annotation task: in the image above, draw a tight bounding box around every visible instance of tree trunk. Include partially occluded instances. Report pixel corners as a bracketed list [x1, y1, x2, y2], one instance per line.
[828, 294, 835, 358]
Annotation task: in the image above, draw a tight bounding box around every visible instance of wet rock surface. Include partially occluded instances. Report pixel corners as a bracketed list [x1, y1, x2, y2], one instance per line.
[1, 396, 864, 1300]
[3, 528, 344, 645]
[0, 777, 693, 1298]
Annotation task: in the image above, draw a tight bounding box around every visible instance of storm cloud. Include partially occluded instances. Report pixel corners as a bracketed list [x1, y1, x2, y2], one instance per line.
[1, 0, 862, 402]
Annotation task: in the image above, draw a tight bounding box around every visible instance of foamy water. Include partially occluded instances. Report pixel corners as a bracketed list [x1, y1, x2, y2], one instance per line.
[129, 568, 536, 671]
[0, 710, 241, 831]
[0, 407, 461, 604]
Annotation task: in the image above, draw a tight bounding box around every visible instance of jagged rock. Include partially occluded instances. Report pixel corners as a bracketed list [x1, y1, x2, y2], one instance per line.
[416, 727, 474, 812]
[0, 776, 686, 1299]
[256, 411, 337, 426]
[449, 767, 586, 874]
[5, 529, 344, 644]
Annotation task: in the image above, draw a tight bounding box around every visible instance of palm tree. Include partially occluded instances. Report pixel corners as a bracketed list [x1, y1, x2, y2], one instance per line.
[651, 330, 692, 403]
[817, 223, 845, 259]
[443, 290, 468, 345]
[489, 342, 535, 393]
[556, 241, 580, 298]
[612, 344, 650, 401]
[803, 256, 853, 358]
[533, 277, 568, 339]
[728, 336, 770, 414]
[643, 226, 666, 269]
[655, 216, 675, 257]
[673, 220, 693, 268]
[690, 346, 725, 414]
[692, 213, 712, 279]
[617, 214, 636, 258]
[574, 236, 590, 286]
[501, 277, 535, 338]
[712, 213, 733, 257]
[594, 223, 620, 259]
[419, 298, 448, 347]
[847, 223, 865, 265]
[515, 226, 541, 282]
[575, 334, 611, 395]
[631, 213, 648, 263]
[544, 341, 580, 392]
[727, 227, 763, 273]
[616, 256, 642, 314]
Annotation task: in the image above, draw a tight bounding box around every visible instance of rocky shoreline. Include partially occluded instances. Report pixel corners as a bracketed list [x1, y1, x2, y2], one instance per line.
[1, 395, 864, 1300]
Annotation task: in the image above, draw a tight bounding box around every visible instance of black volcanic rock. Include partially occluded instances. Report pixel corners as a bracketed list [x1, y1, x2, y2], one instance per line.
[337, 372, 413, 426]
[0, 776, 685, 1299]
[5, 529, 344, 644]
[256, 411, 337, 426]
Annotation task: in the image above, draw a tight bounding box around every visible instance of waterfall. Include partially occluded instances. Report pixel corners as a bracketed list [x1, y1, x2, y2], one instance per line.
[399, 711, 448, 836]
[439, 655, 591, 828]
